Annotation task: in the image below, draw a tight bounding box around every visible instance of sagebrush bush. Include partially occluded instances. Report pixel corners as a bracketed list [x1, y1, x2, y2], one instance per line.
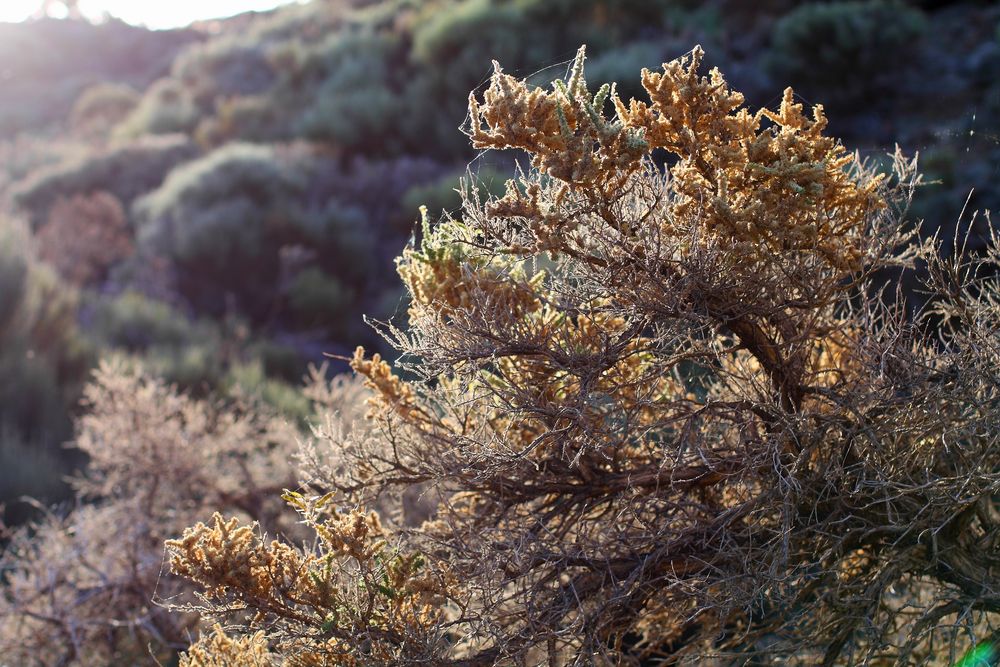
[134, 142, 303, 315]
[12, 134, 198, 228]
[70, 82, 139, 137]
[0, 357, 412, 664]
[165, 46, 1000, 665]
[295, 31, 405, 152]
[0, 360, 306, 664]
[116, 78, 201, 138]
[766, 0, 926, 110]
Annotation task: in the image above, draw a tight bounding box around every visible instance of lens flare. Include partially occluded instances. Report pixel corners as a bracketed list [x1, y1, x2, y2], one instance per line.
[956, 642, 999, 667]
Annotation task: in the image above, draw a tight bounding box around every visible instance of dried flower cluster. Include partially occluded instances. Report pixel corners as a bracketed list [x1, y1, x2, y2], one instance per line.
[168, 497, 456, 667]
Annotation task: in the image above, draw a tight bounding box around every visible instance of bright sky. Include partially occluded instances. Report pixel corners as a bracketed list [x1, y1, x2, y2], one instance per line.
[0, 0, 304, 29]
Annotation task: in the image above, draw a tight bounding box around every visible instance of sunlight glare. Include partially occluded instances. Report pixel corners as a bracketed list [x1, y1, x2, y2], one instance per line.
[0, 0, 41, 23]
[0, 0, 303, 28]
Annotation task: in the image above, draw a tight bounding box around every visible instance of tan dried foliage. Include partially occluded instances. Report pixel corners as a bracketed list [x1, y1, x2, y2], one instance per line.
[170, 46, 1000, 665]
[168, 501, 456, 667]
[0, 359, 302, 665]
[35, 190, 134, 287]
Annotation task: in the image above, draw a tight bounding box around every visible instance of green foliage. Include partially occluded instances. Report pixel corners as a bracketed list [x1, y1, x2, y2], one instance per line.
[250, 339, 307, 383]
[286, 267, 353, 335]
[87, 292, 245, 391]
[0, 344, 71, 446]
[0, 230, 90, 390]
[137, 143, 298, 259]
[295, 31, 404, 151]
[226, 360, 311, 423]
[0, 429, 71, 524]
[196, 94, 284, 145]
[134, 142, 385, 330]
[0, 227, 28, 330]
[141, 342, 225, 391]
[116, 78, 201, 138]
[0, 225, 91, 515]
[295, 199, 378, 281]
[90, 290, 216, 352]
[412, 0, 527, 69]
[399, 166, 508, 229]
[173, 37, 277, 100]
[573, 41, 671, 105]
[70, 82, 139, 136]
[767, 0, 927, 108]
[12, 135, 198, 228]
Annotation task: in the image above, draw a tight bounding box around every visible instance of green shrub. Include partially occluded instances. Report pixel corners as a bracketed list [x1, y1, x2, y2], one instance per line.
[399, 166, 509, 228]
[295, 31, 404, 151]
[140, 342, 224, 391]
[0, 428, 71, 525]
[0, 226, 28, 330]
[292, 199, 376, 281]
[250, 339, 307, 383]
[173, 38, 276, 100]
[0, 240, 91, 387]
[285, 267, 353, 335]
[0, 228, 85, 512]
[70, 82, 139, 136]
[12, 135, 198, 228]
[767, 1, 926, 108]
[116, 78, 201, 138]
[226, 360, 311, 423]
[134, 143, 302, 315]
[196, 94, 284, 145]
[585, 41, 673, 100]
[0, 345, 70, 446]
[90, 290, 215, 352]
[135, 143, 384, 325]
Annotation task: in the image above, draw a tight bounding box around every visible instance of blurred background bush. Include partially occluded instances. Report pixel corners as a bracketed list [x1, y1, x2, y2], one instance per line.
[0, 0, 996, 527]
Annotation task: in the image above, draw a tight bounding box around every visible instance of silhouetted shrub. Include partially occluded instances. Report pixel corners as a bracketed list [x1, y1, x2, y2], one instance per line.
[767, 0, 927, 109]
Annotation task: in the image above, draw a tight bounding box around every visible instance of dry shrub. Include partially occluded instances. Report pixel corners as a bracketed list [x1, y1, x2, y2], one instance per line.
[0, 360, 304, 665]
[159, 46, 1000, 665]
[35, 191, 133, 287]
